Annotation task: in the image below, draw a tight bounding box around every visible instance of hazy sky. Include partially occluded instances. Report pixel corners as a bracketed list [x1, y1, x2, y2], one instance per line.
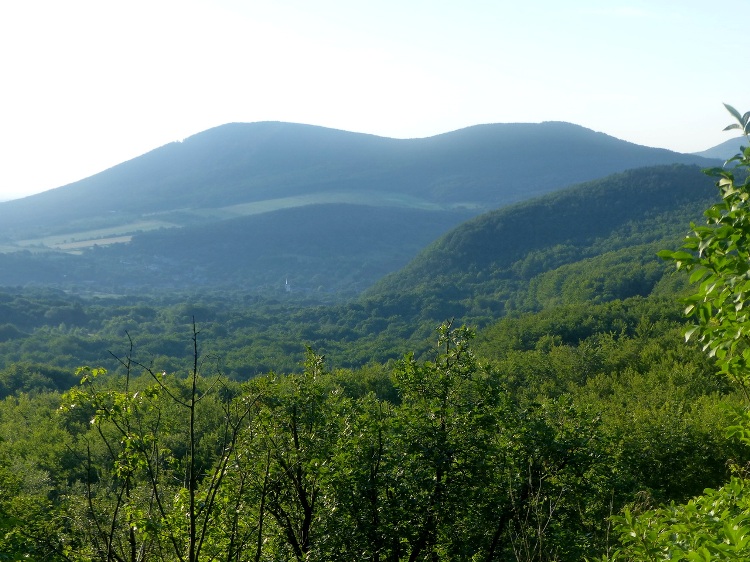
[1, 0, 747, 201]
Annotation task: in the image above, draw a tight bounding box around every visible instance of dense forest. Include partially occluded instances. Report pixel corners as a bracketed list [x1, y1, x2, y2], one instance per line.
[0, 122, 713, 294]
[3, 282, 746, 561]
[1, 115, 750, 560]
[0, 197, 739, 560]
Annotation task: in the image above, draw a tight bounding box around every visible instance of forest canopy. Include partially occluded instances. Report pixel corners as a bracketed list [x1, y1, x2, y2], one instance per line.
[0, 114, 745, 559]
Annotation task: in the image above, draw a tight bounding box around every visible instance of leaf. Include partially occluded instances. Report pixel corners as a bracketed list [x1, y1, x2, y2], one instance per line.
[684, 326, 700, 341]
[657, 249, 677, 260]
[725, 102, 743, 123]
[690, 269, 709, 284]
[670, 251, 695, 261]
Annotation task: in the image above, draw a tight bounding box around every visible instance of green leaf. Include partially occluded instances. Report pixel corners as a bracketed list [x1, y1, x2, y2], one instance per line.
[657, 249, 678, 259]
[670, 251, 695, 261]
[725, 102, 743, 123]
[690, 268, 708, 284]
[685, 325, 700, 341]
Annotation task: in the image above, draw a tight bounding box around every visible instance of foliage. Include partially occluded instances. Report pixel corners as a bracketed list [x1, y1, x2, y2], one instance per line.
[0, 130, 740, 559]
[57, 325, 262, 562]
[611, 477, 750, 561]
[4, 318, 725, 560]
[608, 105, 750, 560]
[658, 110, 750, 394]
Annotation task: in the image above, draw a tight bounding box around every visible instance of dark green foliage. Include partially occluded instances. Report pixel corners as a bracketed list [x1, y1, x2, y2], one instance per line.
[478, 296, 741, 508]
[366, 165, 717, 322]
[604, 107, 750, 560]
[0, 363, 78, 397]
[0, 133, 740, 560]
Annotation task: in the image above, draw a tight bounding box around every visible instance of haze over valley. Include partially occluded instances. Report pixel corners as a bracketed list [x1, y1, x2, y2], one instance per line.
[5, 0, 750, 557]
[3, 97, 750, 560]
[0, 121, 722, 294]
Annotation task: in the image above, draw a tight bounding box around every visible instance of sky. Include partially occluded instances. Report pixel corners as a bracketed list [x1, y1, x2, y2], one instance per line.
[0, 0, 747, 201]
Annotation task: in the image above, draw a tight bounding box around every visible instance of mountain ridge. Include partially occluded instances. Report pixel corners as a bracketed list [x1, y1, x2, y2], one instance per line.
[692, 135, 746, 160]
[361, 164, 718, 322]
[0, 122, 720, 295]
[0, 121, 713, 238]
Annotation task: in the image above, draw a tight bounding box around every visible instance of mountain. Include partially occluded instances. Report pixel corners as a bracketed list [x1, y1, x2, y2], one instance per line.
[693, 136, 745, 160]
[361, 164, 719, 325]
[0, 122, 715, 294]
[0, 163, 725, 373]
[0, 121, 711, 239]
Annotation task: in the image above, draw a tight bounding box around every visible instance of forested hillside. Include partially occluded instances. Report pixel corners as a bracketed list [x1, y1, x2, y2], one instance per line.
[0, 164, 719, 375]
[0, 205, 475, 294]
[364, 164, 717, 319]
[0, 142, 745, 559]
[0, 122, 713, 294]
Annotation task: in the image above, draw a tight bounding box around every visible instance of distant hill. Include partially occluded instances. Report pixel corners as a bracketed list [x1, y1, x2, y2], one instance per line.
[0, 121, 711, 239]
[361, 164, 719, 324]
[0, 122, 715, 294]
[693, 136, 745, 160]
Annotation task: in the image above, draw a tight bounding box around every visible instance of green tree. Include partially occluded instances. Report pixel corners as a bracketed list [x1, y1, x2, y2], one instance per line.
[657, 105, 750, 391]
[60, 325, 260, 562]
[607, 105, 750, 560]
[389, 321, 491, 560]
[386, 322, 611, 560]
[245, 349, 345, 561]
[0, 393, 73, 560]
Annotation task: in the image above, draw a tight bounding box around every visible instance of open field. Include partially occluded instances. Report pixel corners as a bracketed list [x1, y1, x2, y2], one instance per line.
[210, 191, 452, 218]
[1, 191, 472, 254]
[8, 220, 175, 253]
[53, 235, 133, 251]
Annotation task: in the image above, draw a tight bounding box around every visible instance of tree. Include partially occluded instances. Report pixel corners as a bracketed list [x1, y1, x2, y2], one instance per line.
[60, 323, 261, 562]
[386, 322, 610, 561]
[248, 349, 343, 561]
[657, 105, 750, 393]
[607, 105, 750, 560]
[389, 321, 491, 560]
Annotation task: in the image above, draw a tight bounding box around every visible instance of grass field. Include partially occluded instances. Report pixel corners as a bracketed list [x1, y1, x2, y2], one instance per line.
[211, 191, 448, 218]
[10, 220, 174, 252]
[2, 190, 468, 253]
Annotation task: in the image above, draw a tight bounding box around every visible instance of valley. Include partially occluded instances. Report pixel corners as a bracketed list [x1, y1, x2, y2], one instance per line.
[0, 119, 746, 560]
[0, 121, 716, 294]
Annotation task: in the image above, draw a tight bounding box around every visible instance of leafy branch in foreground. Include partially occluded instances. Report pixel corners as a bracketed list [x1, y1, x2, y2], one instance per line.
[59, 322, 263, 562]
[606, 106, 750, 560]
[657, 104, 750, 396]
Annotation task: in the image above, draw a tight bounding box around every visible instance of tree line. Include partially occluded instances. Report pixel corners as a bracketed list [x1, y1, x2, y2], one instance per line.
[0, 305, 742, 560]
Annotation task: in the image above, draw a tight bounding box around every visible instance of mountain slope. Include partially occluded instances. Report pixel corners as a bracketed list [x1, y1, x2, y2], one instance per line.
[693, 136, 745, 160]
[0, 164, 725, 374]
[0, 121, 712, 242]
[362, 164, 718, 322]
[0, 122, 717, 295]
